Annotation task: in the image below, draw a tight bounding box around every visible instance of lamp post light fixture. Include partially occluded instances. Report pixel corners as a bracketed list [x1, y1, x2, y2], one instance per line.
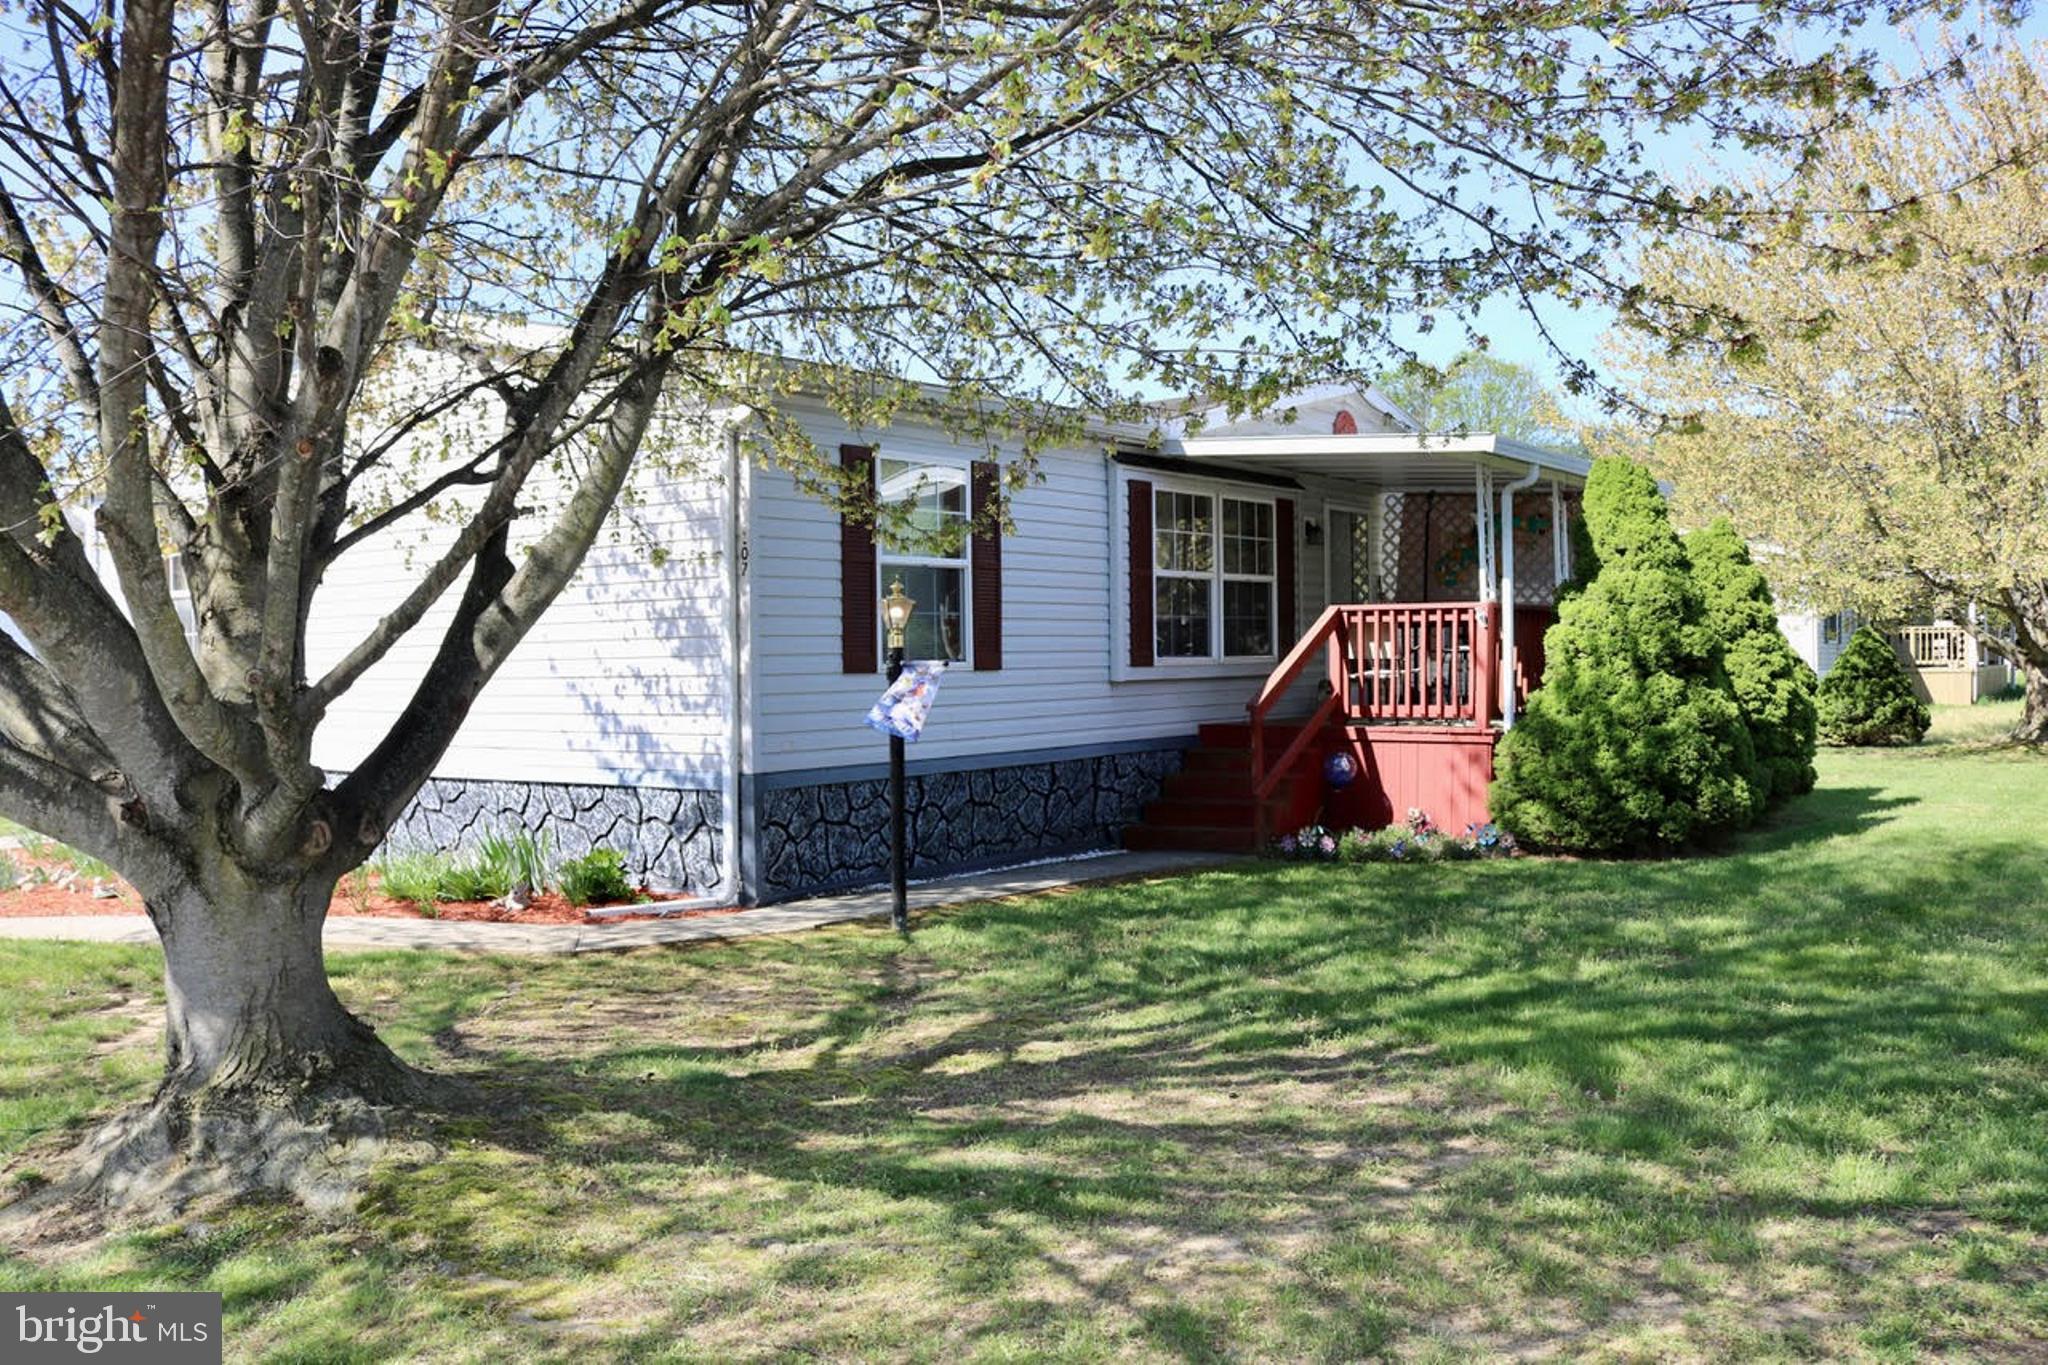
[880, 578, 915, 932]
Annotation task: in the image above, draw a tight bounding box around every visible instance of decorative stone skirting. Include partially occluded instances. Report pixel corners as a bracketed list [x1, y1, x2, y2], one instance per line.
[753, 745, 1182, 900]
[386, 777, 723, 893]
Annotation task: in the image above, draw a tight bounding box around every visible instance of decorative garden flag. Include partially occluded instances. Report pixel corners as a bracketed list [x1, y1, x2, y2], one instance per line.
[864, 661, 948, 741]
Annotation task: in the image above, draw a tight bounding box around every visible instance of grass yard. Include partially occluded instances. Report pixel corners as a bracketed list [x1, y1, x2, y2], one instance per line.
[3, 705, 2045, 1362]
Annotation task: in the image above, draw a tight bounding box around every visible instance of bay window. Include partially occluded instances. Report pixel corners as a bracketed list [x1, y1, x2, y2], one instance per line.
[877, 457, 968, 662]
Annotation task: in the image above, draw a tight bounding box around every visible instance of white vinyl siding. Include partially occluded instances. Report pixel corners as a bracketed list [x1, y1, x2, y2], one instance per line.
[1817, 608, 1858, 674]
[746, 400, 1314, 774]
[1775, 607, 1857, 677]
[305, 413, 734, 790]
[165, 554, 199, 646]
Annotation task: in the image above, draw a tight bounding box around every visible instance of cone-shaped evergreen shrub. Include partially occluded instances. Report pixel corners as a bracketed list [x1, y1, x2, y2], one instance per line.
[1492, 458, 1764, 852]
[1816, 625, 1931, 745]
[1685, 519, 1818, 800]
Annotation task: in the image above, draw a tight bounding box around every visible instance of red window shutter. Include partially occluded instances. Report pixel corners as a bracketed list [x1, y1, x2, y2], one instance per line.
[1127, 479, 1153, 668]
[840, 444, 877, 674]
[1275, 497, 1296, 645]
[970, 461, 1003, 671]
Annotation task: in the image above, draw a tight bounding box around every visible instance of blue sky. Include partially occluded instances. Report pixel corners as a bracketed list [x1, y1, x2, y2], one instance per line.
[1392, 8, 2048, 407]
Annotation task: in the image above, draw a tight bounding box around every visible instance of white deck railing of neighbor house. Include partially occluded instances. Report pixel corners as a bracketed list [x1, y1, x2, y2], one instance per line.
[1893, 625, 1973, 670]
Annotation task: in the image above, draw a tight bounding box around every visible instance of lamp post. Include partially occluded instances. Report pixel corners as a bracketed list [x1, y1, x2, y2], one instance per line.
[880, 577, 916, 933]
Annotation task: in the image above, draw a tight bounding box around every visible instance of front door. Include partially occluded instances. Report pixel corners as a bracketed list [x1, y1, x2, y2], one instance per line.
[1326, 503, 1376, 604]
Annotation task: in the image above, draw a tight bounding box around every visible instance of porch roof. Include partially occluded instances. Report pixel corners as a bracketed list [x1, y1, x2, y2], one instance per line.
[1158, 431, 1590, 491]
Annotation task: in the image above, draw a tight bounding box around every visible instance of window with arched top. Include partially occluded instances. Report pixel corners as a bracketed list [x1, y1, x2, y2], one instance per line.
[1331, 409, 1359, 435]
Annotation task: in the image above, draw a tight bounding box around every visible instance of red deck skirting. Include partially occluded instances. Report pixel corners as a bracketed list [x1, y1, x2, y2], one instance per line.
[1324, 725, 1498, 834]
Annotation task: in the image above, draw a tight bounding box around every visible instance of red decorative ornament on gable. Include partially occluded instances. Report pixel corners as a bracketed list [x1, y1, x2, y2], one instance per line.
[1331, 410, 1359, 435]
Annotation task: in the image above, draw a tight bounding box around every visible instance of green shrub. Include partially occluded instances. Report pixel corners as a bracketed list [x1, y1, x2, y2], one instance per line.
[1817, 626, 1930, 745]
[558, 847, 634, 907]
[376, 849, 451, 910]
[504, 827, 553, 893]
[1980, 679, 2025, 704]
[1557, 503, 1599, 602]
[54, 846, 117, 882]
[433, 857, 507, 904]
[12, 834, 115, 883]
[1685, 519, 1818, 800]
[413, 826, 554, 904]
[1491, 458, 1765, 853]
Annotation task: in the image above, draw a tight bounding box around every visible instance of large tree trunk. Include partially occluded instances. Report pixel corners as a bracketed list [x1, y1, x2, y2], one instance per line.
[155, 872, 405, 1100]
[2016, 657, 2048, 745]
[64, 866, 430, 1212]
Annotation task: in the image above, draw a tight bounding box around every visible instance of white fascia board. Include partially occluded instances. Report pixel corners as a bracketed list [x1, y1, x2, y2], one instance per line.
[1163, 431, 1591, 482]
[1488, 435, 1593, 480]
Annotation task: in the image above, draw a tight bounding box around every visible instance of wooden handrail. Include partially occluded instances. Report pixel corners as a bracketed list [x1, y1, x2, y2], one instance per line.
[1248, 601, 1498, 848]
[1249, 604, 1345, 718]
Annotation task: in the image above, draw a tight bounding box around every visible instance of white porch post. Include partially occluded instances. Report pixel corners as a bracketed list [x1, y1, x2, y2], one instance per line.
[1551, 479, 1568, 587]
[1474, 468, 1495, 603]
[1498, 463, 1542, 726]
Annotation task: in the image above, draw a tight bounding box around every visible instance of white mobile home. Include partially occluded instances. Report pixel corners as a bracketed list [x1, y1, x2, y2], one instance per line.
[305, 380, 1596, 903]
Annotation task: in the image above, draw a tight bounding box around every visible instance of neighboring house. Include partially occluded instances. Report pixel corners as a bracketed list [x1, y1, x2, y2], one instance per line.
[1776, 606, 1860, 678]
[1887, 616, 2017, 705]
[1778, 605, 2016, 704]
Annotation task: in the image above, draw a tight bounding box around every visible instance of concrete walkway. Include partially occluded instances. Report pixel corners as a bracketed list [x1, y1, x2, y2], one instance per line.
[0, 850, 1238, 956]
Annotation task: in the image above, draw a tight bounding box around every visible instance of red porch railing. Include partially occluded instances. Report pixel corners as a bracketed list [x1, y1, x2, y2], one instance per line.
[1247, 602, 1498, 844]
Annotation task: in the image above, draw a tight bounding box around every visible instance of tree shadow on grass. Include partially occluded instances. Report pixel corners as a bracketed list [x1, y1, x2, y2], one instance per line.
[11, 776, 2044, 1361]
[310, 800, 2048, 1360]
[1737, 783, 1914, 851]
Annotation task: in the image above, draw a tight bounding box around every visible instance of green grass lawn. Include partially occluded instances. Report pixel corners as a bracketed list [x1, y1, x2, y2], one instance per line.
[3, 706, 2045, 1362]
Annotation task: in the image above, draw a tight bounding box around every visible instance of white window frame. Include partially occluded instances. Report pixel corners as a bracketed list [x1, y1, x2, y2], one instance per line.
[1110, 466, 1283, 680]
[165, 552, 200, 648]
[1216, 495, 1278, 660]
[874, 452, 973, 670]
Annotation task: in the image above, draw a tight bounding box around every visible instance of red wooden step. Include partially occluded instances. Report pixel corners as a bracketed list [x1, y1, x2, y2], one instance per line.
[1121, 823, 1260, 853]
[1181, 747, 1257, 775]
[1119, 721, 1340, 856]
[1197, 720, 1319, 748]
[1162, 770, 1306, 802]
[1139, 796, 1292, 831]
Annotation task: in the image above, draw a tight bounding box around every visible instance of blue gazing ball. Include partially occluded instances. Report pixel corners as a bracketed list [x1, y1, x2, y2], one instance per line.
[1323, 751, 1359, 790]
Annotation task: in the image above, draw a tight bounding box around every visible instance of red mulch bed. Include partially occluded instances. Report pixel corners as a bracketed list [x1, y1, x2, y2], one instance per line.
[0, 853, 735, 926]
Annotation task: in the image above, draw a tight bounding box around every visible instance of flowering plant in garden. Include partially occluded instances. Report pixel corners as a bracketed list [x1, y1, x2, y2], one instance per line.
[1275, 825, 1342, 862]
[1466, 823, 1512, 853]
[1273, 813, 1516, 864]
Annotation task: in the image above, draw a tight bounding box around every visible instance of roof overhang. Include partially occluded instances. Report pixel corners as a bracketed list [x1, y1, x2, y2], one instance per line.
[1159, 431, 1590, 490]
